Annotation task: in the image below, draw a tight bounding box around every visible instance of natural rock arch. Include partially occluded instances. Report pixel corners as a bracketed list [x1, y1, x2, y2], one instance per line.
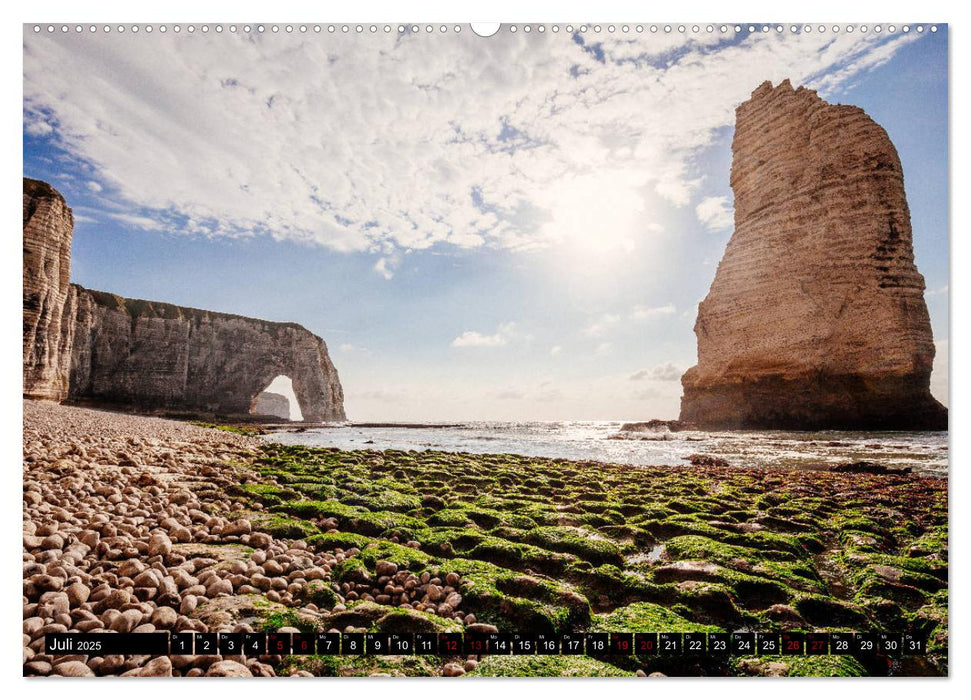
[66, 288, 346, 422]
[23, 177, 346, 423]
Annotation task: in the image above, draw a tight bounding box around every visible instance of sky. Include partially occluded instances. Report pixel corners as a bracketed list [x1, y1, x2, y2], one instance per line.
[22, 23, 949, 421]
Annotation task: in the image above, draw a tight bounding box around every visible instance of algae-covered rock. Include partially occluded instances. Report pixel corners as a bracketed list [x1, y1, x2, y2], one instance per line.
[468, 655, 634, 677]
[192, 593, 322, 632]
[439, 558, 590, 633]
[734, 655, 867, 677]
[591, 602, 722, 633]
[245, 443, 947, 676]
[373, 607, 463, 634]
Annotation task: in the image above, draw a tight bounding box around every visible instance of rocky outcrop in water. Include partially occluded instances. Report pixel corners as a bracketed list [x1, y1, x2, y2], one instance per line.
[680, 80, 947, 431]
[253, 391, 291, 420]
[23, 178, 75, 401]
[23, 178, 345, 422]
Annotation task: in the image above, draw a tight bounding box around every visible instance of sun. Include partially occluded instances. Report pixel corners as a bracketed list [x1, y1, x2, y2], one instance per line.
[539, 168, 657, 268]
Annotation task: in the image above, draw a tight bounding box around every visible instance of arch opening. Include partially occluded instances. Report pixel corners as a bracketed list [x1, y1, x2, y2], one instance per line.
[250, 375, 304, 421]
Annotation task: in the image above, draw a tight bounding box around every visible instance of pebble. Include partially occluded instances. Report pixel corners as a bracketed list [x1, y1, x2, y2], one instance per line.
[376, 560, 398, 577]
[147, 533, 172, 557]
[25, 659, 52, 675]
[249, 532, 273, 549]
[122, 656, 173, 677]
[65, 582, 90, 607]
[263, 559, 285, 576]
[52, 660, 95, 677]
[150, 606, 178, 629]
[206, 660, 253, 677]
[443, 662, 466, 677]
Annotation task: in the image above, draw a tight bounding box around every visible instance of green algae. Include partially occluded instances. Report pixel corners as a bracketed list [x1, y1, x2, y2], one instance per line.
[435, 557, 591, 633]
[259, 608, 319, 633]
[591, 602, 722, 633]
[468, 655, 634, 677]
[306, 531, 372, 552]
[250, 513, 319, 539]
[332, 540, 432, 579]
[732, 655, 867, 677]
[524, 526, 625, 566]
[238, 442, 947, 677]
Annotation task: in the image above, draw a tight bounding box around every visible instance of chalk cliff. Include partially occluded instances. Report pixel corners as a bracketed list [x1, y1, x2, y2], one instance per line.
[23, 178, 346, 422]
[23, 178, 76, 401]
[680, 80, 946, 430]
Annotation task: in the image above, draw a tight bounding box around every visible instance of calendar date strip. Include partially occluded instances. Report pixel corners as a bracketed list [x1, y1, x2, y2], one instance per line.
[46, 631, 925, 657]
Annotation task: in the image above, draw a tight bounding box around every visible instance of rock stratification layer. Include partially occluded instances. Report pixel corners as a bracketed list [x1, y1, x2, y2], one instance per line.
[23, 178, 345, 422]
[680, 80, 946, 430]
[23, 178, 75, 401]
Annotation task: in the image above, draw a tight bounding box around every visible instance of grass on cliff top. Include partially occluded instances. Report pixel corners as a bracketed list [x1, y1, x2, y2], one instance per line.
[234, 442, 948, 677]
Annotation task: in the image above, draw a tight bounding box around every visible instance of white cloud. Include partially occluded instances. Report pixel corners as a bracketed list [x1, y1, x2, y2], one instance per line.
[631, 303, 676, 320]
[23, 29, 923, 254]
[927, 285, 948, 297]
[373, 257, 395, 280]
[86, 180, 103, 193]
[585, 305, 676, 338]
[629, 362, 684, 382]
[107, 212, 166, 231]
[24, 117, 53, 136]
[595, 342, 614, 357]
[451, 322, 516, 348]
[339, 343, 354, 352]
[695, 195, 733, 232]
[452, 331, 506, 348]
[584, 313, 620, 337]
[494, 389, 525, 400]
[550, 345, 562, 357]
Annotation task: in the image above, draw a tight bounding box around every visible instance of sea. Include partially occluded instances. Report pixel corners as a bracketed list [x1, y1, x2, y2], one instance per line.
[264, 421, 948, 479]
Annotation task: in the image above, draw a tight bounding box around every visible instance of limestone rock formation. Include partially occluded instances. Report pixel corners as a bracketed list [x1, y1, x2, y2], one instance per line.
[680, 80, 947, 430]
[23, 177, 346, 422]
[23, 178, 75, 401]
[68, 288, 345, 422]
[253, 391, 291, 420]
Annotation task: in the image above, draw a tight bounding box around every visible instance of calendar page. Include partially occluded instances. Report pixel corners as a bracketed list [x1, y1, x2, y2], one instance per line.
[22, 18, 948, 679]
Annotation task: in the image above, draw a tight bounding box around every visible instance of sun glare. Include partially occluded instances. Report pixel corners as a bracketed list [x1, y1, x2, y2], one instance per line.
[542, 170, 650, 265]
